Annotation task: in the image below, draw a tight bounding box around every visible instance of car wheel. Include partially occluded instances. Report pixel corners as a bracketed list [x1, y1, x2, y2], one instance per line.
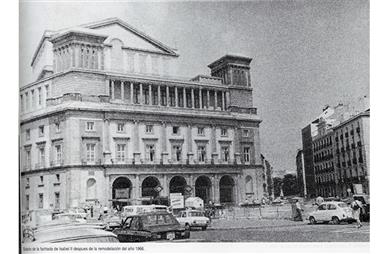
[201, 226, 207, 231]
[332, 216, 340, 225]
[309, 216, 316, 225]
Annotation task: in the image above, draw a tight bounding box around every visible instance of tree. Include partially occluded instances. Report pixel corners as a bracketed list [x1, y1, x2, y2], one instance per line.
[282, 173, 298, 196]
[273, 177, 283, 198]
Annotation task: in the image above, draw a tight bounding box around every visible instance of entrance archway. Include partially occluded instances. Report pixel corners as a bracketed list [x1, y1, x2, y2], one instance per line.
[169, 176, 187, 195]
[219, 175, 235, 203]
[195, 175, 212, 204]
[112, 177, 132, 209]
[142, 176, 160, 198]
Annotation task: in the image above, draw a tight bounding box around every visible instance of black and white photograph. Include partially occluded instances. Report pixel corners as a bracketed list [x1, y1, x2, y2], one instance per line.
[16, 0, 372, 251]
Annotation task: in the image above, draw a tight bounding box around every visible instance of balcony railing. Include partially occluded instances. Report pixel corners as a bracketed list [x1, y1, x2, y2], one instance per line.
[50, 160, 64, 167]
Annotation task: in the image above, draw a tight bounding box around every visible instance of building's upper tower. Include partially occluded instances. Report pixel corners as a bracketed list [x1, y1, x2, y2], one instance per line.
[208, 54, 254, 109]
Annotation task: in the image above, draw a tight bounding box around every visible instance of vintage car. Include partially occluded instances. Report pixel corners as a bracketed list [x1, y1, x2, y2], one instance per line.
[23, 223, 119, 243]
[176, 210, 210, 230]
[307, 201, 354, 224]
[112, 211, 190, 242]
[102, 214, 123, 231]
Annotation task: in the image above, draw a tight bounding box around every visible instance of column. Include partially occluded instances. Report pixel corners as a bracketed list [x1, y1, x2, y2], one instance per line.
[211, 125, 218, 163]
[105, 79, 110, 96]
[148, 85, 152, 105]
[166, 86, 170, 107]
[134, 175, 140, 199]
[162, 175, 168, 196]
[161, 122, 168, 164]
[139, 83, 143, 104]
[225, 91, 230, 110]
[120, 81, 124, 100]
[214, 91, 218, 110]
[183, 87, 187, 108]
[103, 118, 112, 164]
[158, 85, 161, 106]
[191, 88, 194, 108]
[111, 81, 115, 100]
[130, 82, 134, 104]
[207, 90, 210, 109]
[199, 89, 202, 109]
[175, 87, 178, 108]
[133, 121, 141, 164]
[187, 125, 194, 164]
[234, 127, 241, 164]
[221, 91, 225, 111]
[214, 175, 220, 204]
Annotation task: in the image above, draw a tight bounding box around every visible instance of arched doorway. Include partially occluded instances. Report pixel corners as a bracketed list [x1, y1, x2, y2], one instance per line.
[86, 178, 97, 200]
[112, 177, 132, 209]
[219, 175, 235, 203]
[245, 175, 253, 194]
[169, 176, 187, 195]
[195, 176, 212, 204]
[142, 176, 161, 198]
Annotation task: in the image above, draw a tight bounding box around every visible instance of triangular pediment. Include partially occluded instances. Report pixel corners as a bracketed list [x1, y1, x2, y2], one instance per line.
[84, 18, 178, 56]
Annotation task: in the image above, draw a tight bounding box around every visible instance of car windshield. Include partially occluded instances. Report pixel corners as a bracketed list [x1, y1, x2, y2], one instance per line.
[337, 203, 348, 208]
[189, 212, 204, 217]
[142, 215, 158, 226]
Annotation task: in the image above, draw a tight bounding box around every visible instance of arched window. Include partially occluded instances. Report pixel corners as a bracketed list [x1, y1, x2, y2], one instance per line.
[86, 178, 96, 200]
[245, 175, 253, 194]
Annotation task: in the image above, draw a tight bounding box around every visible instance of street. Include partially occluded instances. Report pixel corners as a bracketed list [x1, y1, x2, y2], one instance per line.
[188, 219, 369, 242]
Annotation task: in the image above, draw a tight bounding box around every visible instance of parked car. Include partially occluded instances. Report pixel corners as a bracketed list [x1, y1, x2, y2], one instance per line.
[353, 194, 370, 222]
[23, 223, 119, 243]
[307, 201, 354, 224]
[176, 210, 210, 230]
[122, 205, 168, 217]
[102, 214, 122, 231]
[113, 211, 190, 242]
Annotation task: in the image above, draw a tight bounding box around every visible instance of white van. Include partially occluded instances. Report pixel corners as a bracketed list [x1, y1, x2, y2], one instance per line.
[122, 205, 168, 217]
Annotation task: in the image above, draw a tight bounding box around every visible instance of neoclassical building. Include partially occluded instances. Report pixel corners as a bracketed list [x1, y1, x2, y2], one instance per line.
[20, 18, 264, 212]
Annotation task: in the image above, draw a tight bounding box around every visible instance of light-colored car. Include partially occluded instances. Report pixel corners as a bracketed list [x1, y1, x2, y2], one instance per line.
[176, 210, 210, 230]
[307, 201, 354, 225]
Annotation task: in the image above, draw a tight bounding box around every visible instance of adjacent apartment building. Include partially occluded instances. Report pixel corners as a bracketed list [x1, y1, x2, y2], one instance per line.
[19, 18, 265, 212]
[300, 97, 369, 198]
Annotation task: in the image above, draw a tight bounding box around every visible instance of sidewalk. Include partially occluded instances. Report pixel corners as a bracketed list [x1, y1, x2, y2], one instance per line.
[208, 217, 305, 230]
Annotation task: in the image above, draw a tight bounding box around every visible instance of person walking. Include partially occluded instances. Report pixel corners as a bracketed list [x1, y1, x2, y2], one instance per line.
[295, 199, 304, 221]
[351, 198, 363, 228]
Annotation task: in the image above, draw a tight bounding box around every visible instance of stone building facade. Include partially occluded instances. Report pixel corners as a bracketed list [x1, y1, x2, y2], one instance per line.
[19, 18, 264, 212]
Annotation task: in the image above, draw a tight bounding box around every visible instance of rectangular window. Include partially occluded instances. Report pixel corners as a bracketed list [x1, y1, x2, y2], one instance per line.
[221, 128, 228, 137]
[173, 145, 182, 162]
[197, 145, 207, 162]
[56, 174, 60, 182]
[38, 125, 44, 137]
[117, 123, 125, 133]
[26, 195, 30, 210]
[38, 193, 44, 209]
[26, 129, 30, 141]
[40, 175, 44, 184]
[26, 177, 30, 186]
[243, 147, 251, 163]
[145, 125, 153, 134]
[38, 147, 45, 167]
[55, 144, 62, 163]
[243, 129, 249, 137]
[197, 127, 205, 136]
[86, 143, 96, 162]
[116, 144, 126, 162]
[31, 90, 35, 108]
[25, 150, 31, 169]
[221, 146, 230, 162]
[55, 122, 61, 133]
[86, 121, 95, 131]
[45, 85, 49, 99]
[38, 87, 42, 105]
[146, 144, 155, 162]
[54, 192, 60, 209]
[172, 126, 180, 135]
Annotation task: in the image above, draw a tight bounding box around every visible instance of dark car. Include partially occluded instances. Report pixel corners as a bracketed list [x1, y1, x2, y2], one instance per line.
[112, 211, 190, 242]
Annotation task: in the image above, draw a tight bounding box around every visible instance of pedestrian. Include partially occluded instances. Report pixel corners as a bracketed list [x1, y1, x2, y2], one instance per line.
[315, 196, 324, 206]
[351, 198, 363, 228]
[295, 200, 303, 221]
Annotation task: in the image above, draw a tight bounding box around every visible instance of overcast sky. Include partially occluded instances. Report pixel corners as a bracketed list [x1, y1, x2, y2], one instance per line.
[20, 0, 369, 174]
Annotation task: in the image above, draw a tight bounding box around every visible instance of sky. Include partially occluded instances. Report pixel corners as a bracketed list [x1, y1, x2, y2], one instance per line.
[19, 0, 369, 174]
